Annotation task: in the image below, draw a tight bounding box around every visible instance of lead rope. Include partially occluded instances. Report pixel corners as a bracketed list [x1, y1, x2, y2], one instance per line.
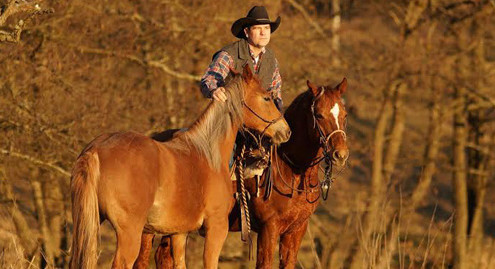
[237, 144, 253, 259]
[321, 159, 333, 200]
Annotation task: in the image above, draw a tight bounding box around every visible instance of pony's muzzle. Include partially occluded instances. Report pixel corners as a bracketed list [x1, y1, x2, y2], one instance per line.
[269, 120, 291, 144]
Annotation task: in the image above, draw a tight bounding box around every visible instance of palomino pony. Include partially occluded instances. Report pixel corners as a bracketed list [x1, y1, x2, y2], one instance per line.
[135, 78, 349, 268]
[69, 65, 291, 269]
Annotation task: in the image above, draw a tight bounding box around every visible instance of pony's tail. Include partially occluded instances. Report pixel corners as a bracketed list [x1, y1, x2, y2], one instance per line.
[70, 151, 100, 269]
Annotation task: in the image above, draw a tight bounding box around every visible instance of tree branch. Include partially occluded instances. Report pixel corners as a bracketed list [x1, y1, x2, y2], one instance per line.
[0, 0, 40, 26]
[284, 0, 329, 40]
[0, 0, 51, 43]
[68, 44, 202, 81]
[0, 148, 70, 177]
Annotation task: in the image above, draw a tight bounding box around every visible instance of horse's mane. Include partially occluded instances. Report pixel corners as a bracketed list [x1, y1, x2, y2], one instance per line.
[166, 76, 245, 171]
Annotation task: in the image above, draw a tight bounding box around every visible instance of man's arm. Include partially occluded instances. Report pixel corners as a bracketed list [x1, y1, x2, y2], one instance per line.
[270, 59, 283, 111]
[200, 51, 234, 99]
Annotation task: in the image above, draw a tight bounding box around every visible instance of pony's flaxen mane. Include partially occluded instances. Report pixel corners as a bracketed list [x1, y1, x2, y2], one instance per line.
[167, 76, 245, 170]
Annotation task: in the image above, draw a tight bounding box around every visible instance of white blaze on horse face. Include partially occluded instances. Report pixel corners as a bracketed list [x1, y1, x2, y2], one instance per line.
[330, 103, 340, 130]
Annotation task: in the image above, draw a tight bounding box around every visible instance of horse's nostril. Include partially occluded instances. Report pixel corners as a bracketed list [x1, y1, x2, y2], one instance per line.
[286, 129, 292, 138]
[334, 150, 348, 161]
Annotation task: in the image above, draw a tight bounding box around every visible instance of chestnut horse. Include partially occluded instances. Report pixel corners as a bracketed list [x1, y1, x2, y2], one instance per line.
[134, 78, 349, 268]
[69, 65, 291, 269]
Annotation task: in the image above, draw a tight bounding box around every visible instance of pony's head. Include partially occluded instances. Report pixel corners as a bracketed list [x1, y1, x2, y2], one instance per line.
[237, 64, 291, 144]
[306, 78, 349, 167]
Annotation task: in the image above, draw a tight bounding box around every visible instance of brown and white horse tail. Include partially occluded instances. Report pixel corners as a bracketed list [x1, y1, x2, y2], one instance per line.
[70, 151, 100, 269]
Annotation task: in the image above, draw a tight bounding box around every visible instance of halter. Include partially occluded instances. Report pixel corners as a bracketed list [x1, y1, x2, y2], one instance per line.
[310, 87, 347, 163]
[241, 99, 285, 149]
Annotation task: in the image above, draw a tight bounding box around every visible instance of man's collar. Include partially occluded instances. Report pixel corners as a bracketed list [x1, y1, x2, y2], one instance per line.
[249, 46, 265, 59]
[238, 38, 265, 60]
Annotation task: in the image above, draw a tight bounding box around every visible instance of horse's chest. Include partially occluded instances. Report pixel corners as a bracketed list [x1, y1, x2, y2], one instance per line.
[281, 197, 316, 218]
[253, 193, 317, 225]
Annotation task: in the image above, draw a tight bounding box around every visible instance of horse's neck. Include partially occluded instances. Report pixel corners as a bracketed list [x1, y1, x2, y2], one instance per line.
[186, 100, 240, 172]
[274, 124, 321, 192]
[273, 94, 321, 194]
[279, 110, 322, 171]
[219, 125, 238, 169]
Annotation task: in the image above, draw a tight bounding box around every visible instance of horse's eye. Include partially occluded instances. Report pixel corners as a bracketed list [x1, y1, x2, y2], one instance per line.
[263, 96, 271, 101]
[315, 113, 324, 119]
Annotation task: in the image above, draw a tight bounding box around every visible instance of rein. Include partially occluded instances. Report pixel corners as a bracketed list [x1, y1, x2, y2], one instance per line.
[274, 152, 320, 194]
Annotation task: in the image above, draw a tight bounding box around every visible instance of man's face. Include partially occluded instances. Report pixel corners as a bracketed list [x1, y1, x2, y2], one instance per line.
[244, 24, 271, 48]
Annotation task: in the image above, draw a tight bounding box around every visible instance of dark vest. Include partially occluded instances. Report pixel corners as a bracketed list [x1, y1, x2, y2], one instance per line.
[215, 39, 276, 91]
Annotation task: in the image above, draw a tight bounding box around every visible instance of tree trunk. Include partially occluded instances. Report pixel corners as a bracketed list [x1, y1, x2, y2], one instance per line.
[382, 82, 406, 185]
[348, 80, 398, 269]
[331, 0, 341, 66]
[42, 176, 65, 267]
[410, 62, 443, 209]
[466, 111, 490, 268]
[466, 20, 490, 267]
[452, 87, 468, 269]
[0, 170, 38, 261]
[32, 179, 55, 267]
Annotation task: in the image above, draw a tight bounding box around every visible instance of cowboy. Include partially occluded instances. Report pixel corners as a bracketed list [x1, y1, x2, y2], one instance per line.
[201, 6, 283, 110]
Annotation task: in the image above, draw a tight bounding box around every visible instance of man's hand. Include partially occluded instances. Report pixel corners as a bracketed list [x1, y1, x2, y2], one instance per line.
[212, 87, 227, 102]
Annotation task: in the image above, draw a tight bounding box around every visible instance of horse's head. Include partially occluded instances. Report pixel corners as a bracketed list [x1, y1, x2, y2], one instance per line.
[238, 64, 291, 145]
[306, 78, 349, 167]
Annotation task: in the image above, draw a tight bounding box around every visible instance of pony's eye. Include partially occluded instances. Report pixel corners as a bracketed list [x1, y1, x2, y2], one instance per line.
[315, 113, 324, 119]
[263, 96, 271, 101]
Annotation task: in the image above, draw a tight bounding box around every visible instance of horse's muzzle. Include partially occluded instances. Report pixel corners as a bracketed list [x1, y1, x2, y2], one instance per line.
[332, 148, 349, 167]
[270, 120, 291, 144]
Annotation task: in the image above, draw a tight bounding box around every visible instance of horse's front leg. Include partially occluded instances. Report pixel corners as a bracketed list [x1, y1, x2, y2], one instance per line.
[203, 217, 229, 269]
[279, 221, 308, 269]
[256, 223, 279, 269]
[133, 233, 155, 269]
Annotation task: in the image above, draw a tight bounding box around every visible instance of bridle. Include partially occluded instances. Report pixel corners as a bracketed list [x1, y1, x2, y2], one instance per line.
[310, 87, 347, 164]
[276, 87, 348, 200]
[234, 98, 285, 184]
[241, 99, 284, 139]
[310, 87, 348, 199]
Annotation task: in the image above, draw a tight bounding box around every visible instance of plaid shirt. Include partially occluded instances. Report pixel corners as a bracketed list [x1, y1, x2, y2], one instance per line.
[200, 48, 283, 108]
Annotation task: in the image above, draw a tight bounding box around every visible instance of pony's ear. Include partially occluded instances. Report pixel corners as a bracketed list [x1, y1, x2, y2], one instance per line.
[336, 77, 347, 95]
[241, 64, 253, 81]
[307, 80, 319, 96]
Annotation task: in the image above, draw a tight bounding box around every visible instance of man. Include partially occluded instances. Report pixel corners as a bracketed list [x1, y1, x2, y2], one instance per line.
[201, 6, 283, 110]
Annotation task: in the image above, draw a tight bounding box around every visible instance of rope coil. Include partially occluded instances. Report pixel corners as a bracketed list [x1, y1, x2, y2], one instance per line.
[237, 144, 253, 259]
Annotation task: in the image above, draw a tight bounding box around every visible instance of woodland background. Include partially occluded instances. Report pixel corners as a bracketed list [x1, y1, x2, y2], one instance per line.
[1, 0, 494, 268]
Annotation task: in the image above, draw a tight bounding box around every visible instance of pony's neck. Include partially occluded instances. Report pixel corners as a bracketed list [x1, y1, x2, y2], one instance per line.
[278, 95, 322, 171]
[184, 87, 243, 171]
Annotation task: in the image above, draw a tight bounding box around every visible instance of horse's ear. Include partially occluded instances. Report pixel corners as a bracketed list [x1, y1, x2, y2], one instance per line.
[336, 77, 347, 95]
[241, 64, 253, 81]
[307, 80, 319, 96]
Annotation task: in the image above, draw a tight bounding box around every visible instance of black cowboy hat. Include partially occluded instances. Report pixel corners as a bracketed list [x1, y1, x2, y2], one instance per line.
[231, 6, 281, 39]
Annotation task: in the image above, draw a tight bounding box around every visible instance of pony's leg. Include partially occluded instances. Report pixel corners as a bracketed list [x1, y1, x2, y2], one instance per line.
[278, 221, 308, 269]
[171, 233, 188, 269]
[203, 218, 229, 269]
[155, 236, 174, 269]
[132, 233, 155, 269]
[256, 223, 279, 269]
[112, 227, 143, 269]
